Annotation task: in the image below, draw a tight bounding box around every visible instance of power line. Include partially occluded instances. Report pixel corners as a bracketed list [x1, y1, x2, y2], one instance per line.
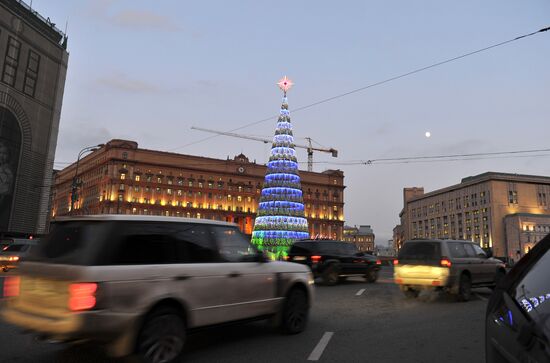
[169, 26, 550, 152]
[307, 151, 550, 166]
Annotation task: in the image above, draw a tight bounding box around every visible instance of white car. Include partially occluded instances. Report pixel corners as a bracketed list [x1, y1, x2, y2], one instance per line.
[2, 215, 314, 363]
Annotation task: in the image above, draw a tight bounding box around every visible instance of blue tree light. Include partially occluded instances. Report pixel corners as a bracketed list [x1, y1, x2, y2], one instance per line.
[251, 77, 309, 259]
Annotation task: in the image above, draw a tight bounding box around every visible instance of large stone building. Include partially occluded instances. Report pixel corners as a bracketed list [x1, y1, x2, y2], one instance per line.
[343, 225, 375, 252]
[52, 139, 346, 238]
[0, 0, 68, 237]
[395, 172, 550, 262]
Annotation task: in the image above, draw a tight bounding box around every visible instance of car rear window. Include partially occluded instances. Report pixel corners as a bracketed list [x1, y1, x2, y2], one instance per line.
[2, 244, 30, 252]
[27, 221, 112, 265]
[399, 241, 441, 260]
[289, 242, 317, 254]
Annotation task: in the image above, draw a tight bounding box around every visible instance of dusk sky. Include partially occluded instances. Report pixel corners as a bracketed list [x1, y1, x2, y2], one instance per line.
[39, 0, 550, 243]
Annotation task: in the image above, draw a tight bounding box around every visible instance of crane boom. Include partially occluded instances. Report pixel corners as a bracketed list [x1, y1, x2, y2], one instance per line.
[191, 126, 338, 171]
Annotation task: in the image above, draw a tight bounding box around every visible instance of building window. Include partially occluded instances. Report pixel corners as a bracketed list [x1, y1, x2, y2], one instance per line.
[157, 177, 162, 183]
[177, 190, 182, 196]
[237, 196, 242, 202]
[167, 189, 172, 195]
[23, 50, 40, 97]
[135, 175, 140, 182]
[120, 173, 126, 180]
[2, 37, 21, 86]
[508, 190, 518, 204]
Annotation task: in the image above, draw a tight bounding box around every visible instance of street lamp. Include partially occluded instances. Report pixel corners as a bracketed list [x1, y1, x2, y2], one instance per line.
[70, 144, 104, 213]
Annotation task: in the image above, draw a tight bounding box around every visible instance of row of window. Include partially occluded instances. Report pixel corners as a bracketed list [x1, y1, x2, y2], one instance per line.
[119, 170, 341, 201]
[1, 35, 40, 97]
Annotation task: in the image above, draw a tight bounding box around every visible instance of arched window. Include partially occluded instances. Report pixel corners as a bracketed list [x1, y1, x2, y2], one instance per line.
[0, 107, 21, 229]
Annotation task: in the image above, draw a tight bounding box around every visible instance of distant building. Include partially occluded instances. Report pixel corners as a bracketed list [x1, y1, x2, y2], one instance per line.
[0, 0, 68, 237]
[51, 139, 346, 238]
[343, 224, 375, 252]
[398, 172, 550, 262]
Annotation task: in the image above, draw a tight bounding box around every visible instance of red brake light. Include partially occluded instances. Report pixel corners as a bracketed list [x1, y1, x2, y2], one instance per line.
[3, 276, 20, 297]
[440, 258, 452, 268]
[393, 259, 399, 266]
[69, 283, 97, 311]
[311, 255, 322, 263]
[376, 260, 382, 265]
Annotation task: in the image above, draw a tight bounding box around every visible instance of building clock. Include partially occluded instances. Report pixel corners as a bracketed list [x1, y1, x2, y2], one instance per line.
[237, 166, 245, 174]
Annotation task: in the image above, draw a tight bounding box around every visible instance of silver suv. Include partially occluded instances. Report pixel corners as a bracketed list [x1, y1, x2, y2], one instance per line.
[394, 239, 506, 301]
[2, 215, 314, 363]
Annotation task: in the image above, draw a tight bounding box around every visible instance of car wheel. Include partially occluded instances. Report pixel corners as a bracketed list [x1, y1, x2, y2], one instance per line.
[365, 269, 378, 283]
[280, 288, 309, 334]
[136, 307, 185, 363]
[490, 269, 506, 290]
[322, 265, 340, 286]
[402, 288, 419, 298]
[456, 274, 472, 302]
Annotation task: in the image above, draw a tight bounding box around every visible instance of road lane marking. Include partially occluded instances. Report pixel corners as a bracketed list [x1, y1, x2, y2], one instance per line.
[356, 289, 366, 296]
[308, 332, 334, 361]
[475, 293, 488, 301]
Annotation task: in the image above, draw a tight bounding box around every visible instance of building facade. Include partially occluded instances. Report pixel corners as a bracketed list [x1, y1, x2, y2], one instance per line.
[52, 140, 346, 238]
[343, 225, 375, 252]
[0, 0, 68, 237]
[398, 172, 550, 261]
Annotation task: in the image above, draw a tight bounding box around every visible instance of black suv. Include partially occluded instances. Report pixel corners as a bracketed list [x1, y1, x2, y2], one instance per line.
[288, 240, 381, 285]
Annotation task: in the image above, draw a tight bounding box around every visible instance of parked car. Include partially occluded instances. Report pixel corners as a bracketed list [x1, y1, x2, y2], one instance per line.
[394, 239, 506, 301]
[2, 215, 314, 363]
[0, 238, 38, 272]
[287, 239, 382, 285]
[485, 233, 549, 362]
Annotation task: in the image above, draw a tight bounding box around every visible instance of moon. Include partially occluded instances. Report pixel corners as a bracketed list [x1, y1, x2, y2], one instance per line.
[425, 131, 431, 138]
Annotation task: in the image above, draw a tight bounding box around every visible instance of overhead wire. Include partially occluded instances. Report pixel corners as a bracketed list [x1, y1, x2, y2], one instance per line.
[169, 26, 550, 152]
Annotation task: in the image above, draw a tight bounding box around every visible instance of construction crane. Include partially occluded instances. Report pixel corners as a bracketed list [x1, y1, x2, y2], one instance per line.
[191, 126, 338, 172]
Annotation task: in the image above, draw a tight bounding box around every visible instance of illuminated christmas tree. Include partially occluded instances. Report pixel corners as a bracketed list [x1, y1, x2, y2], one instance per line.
[251, 76, 309, 259]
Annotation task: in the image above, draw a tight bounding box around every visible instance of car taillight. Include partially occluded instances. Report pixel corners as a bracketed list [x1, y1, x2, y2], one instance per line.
[393, 259, 399, 266]
[376, 260, 382, 265]
[3, 276, 20, 297]
[311, 255, 322, 263]
[440, 258, 452, 268]
[69, 283, 97, 311]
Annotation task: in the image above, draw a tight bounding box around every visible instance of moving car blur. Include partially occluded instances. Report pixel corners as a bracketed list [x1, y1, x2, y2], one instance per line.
[0, 238, 38, 272]
[288, 239, 382, 285]
[394, 239, 506, 301]
[485, 233, 549, 362]
[1, 215, 314, 363]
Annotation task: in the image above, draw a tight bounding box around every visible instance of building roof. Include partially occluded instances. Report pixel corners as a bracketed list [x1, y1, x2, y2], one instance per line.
[409, 171, 550, 203]
[1, 0, 67, 48]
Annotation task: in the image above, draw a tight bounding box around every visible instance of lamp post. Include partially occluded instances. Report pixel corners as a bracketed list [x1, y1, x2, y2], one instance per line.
[70, 144, 104, 213]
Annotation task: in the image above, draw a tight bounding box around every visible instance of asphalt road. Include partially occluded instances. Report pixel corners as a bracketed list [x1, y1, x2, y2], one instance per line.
[0, 267, 491, 363]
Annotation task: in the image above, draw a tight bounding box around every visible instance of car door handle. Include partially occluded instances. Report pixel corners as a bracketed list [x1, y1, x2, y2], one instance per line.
[174, 275, 190, 281]
[228, 272, 241, 278]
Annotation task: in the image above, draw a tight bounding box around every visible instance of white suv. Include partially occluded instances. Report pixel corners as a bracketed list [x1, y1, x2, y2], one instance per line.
[2, 215, 314, 363]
